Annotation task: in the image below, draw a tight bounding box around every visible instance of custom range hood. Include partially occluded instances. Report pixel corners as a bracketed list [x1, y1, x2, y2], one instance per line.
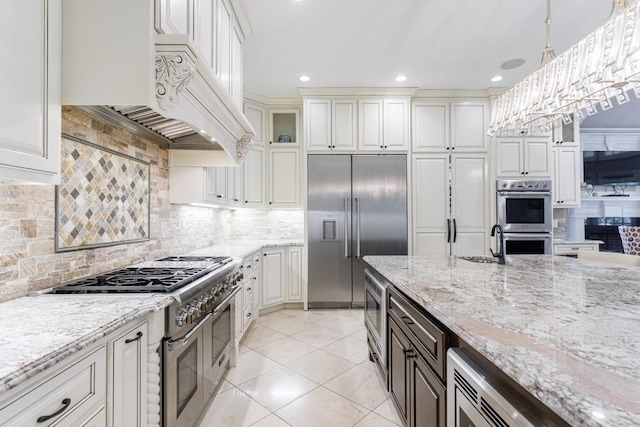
[61, 0, 254, 165]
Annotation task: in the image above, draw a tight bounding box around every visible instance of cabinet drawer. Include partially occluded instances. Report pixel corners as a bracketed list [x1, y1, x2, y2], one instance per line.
[243, 301, 254, 330]
[252, 252, 261, 268]
[0, 345, 106, 427]
[388, 287, 448, 380]
[243, 280, 254, 305]
[241, 255, 252, 277]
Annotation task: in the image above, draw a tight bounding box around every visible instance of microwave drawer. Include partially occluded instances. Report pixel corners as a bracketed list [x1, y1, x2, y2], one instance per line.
[388, 287, 448, 381]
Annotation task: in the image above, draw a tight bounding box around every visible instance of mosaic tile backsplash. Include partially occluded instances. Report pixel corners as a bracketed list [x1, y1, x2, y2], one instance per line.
[0, 107, 303, 303]
[56, 137, 150, 251]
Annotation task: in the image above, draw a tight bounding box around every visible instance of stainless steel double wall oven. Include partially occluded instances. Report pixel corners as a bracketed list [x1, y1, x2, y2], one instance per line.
[496, 179, 553, 254]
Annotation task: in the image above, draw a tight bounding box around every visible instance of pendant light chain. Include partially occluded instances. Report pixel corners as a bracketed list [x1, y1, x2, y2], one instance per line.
[539, 0, 556, 68]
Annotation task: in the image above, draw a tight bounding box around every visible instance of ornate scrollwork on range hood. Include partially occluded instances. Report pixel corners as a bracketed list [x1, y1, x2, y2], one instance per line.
[156, 53, 196, 111]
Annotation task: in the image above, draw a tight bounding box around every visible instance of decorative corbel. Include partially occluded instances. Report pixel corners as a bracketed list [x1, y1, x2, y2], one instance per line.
[236, 135, 255, 162]
[155, 53, 196, 110]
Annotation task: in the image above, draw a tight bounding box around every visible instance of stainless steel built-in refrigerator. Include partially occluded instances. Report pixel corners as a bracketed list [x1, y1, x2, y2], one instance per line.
[307, 155, 407, 308]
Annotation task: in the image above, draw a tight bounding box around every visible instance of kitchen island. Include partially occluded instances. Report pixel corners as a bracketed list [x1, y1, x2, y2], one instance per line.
[364, 255, 640, 427]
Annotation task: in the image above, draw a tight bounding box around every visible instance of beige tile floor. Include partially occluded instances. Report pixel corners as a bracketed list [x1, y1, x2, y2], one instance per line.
[198, 309, 402, 427]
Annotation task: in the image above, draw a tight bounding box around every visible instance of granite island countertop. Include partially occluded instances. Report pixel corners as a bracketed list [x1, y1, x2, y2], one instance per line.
[0, 239, 302, 395]
[363, 255, 640, 427]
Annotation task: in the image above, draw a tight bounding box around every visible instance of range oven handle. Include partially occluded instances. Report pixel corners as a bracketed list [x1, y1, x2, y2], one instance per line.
[167, 312, 213, 351]
[167, 286, 241, 352]
[213, 286, 241, 316]
[447, 219, 451, 243]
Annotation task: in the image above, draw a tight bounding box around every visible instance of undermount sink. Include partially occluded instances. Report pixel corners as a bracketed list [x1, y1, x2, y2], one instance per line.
[457, 255, 500, 264]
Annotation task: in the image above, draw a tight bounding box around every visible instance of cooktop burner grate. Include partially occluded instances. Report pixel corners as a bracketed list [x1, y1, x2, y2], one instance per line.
[50, 267, 214, 293]
[155, 256, 231, 263]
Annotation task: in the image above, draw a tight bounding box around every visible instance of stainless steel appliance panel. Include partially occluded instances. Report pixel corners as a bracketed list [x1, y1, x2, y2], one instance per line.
[308, 155, 407, 308]
[352, 155, 407, 304]
[308, 155, 353, 306]
[503, 233, 552, 254]
[447, 349, 537, 427]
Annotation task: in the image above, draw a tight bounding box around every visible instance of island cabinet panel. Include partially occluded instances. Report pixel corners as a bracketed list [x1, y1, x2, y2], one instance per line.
[387, 285, 448, 427]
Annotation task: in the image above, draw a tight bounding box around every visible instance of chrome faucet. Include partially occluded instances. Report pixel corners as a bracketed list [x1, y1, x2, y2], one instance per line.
[490, 224, 506, 265]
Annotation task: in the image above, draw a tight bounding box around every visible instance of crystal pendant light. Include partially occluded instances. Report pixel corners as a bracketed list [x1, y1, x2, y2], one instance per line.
[539, 0, 556, 68]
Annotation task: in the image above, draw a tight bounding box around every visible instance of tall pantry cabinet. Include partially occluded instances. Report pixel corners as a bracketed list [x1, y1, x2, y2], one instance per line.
[411, 100, 490, 256]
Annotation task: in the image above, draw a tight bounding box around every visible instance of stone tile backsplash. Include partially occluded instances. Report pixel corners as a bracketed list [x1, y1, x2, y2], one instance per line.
[0, 107, 303, 303]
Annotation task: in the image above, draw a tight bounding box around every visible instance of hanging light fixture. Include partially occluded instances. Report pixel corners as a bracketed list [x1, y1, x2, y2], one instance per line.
[489, 0, 640, 136]
[539, 0, 556, 67]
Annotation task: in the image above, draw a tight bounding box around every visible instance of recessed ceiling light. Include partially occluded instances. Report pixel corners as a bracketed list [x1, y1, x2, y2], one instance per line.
[500, 58, 526, 70]
[299, 75, 310, 82]
[491, 75, 504, 82]
[395, 75, 407, 82]
[200, 130, 206, 134]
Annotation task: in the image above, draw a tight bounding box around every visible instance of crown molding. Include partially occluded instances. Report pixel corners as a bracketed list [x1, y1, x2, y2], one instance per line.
[243, 91, 301, 106]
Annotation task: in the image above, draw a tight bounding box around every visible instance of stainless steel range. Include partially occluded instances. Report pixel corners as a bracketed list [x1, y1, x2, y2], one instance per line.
[51, 255, 241, 427]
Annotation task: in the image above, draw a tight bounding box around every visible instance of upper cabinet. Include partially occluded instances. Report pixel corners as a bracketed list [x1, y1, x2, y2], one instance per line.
[304, 99, 357, 151]
[412, 100, 488, 152]
[244, 101, 266, 145]
[496, 136, 551, 177]
[0, 0, 61, 185]
[359, 99, 409, 151]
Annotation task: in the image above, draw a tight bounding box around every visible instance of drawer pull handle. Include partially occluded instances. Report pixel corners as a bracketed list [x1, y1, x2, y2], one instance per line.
[125, 331, 143, 344]
[37, 398, 71, 423]
[247, 287, 252, 291]
[401, 316, 414, 325]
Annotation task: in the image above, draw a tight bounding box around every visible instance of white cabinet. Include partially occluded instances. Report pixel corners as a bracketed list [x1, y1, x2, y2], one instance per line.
[0, 345, 106, 427]
[552, 146, 581, 207]
[496, 137, 551, 177]
[553, 241, 601, 255]
[0, 318, 159, 427]
[450, 102, 488, 151]
[551, 118, 579, 147]
[287, 246, 303, 302]
[0, 0, 61, 185]
[268, 149, 300, 207]
[358, 99, 409, 151]
[412, 102, 449, 152]
[413, 154, 488, 256]
[261, 248, 286, 308]
[227, 166, 243, 205]
[244, 101, 266, 144]
[109, 323, 147, 427]
[304, 99, 357, 151]
[243, 146, 265, 206]
[412, 100, 488, 153]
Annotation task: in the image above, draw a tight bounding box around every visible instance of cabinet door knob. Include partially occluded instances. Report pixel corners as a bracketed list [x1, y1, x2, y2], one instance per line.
[451, 147, 455, 150]
[216, 195, 222, 198]
[269, 201, 272, 205]
[524, 172, 529, 175]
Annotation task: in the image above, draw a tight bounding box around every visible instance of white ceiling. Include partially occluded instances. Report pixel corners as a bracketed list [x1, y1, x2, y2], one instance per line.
[240, 0, 613, 99]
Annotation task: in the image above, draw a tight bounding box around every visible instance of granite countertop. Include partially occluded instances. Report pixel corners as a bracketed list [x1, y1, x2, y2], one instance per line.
[363, 255, 640, 427]
[0, 294, 173, 393]
[185, 239, 304, 259]
[0, 239, 302, 395]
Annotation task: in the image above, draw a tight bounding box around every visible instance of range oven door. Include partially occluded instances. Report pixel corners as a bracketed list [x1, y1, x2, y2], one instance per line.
[497, 191, 552, 233]
[164, 286, 239, 427]
[503, 233, 552, 255]
[164, 316, 207, 427]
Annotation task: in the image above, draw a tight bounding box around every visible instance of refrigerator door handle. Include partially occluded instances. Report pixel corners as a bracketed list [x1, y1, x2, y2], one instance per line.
[453, 218, 457, 242]
[447, 219, 451, 243]
[355, 197, 361, 258]
[344, 197, 350, 259]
